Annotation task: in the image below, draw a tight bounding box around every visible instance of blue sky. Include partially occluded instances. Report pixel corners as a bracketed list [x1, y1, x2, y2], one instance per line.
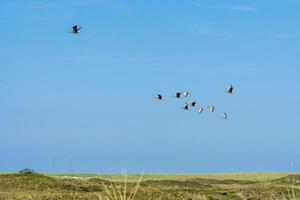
[1, 0, 300, 174]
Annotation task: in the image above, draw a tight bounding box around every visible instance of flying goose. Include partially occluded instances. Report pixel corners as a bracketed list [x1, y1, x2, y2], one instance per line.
[182, 103, 190, 110]
[226, 85, 234, 94]
[154, 94, 163, 100]
[208, 105, 215, 112]
[72, 25, 82, 34]
[198, 107, 204, 113]
[183, 91, 190, 97]
[222, 113, 228, 120]
[172, 92, 182, 98]
[190, 101, 197, 107]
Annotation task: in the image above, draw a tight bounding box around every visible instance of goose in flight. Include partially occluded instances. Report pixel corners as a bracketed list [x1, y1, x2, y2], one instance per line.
[72, 25, 82, 34]
[190, 101, 197, 107]
[183, 91, 190, 97]
[226, 85, 234, 94]
[154, 94, 163, 100]
[198, 107, 204, 113]
[208, 105, 215, 112]
[172, 92, 182, 98]
[182, 103, 190, 110]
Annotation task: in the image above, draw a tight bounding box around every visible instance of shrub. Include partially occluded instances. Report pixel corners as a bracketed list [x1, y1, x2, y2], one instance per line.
[19, 168, 36, 174]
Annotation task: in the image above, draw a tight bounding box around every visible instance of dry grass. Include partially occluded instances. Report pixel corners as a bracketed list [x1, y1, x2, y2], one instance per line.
[0, 173, 300, 200]
[48, 173, 290, 182]
[93, 171, 143, 200]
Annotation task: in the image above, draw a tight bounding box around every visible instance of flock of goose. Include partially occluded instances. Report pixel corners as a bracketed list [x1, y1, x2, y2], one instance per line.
[154, 85, 234, 120]
[69, 25, 234, 120]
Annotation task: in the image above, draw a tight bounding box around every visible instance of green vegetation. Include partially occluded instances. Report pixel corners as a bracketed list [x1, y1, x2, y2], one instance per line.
[0, 173, 299, 200]
[47, 173, 291, 182]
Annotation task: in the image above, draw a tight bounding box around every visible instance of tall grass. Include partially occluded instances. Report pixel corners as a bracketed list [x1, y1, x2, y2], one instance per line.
[287, 175, 297, 200]
[95, 171, 143, 200]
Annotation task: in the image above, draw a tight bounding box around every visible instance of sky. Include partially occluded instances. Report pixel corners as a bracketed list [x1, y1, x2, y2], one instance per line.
[0, 0, 300, 174]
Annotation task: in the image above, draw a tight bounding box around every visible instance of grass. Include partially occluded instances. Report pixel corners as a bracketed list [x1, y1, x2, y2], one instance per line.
[47, 172, 291, 182]
[95, 172, 143, 200]
[0, 173, 299, 200]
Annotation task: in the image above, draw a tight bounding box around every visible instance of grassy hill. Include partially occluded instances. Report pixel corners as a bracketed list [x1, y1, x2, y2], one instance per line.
[0, 173, 299, 200]
[47, 173, 291, 182]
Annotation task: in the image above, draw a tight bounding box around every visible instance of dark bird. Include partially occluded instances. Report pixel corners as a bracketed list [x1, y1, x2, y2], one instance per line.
[172, 92, 181, 98]
[182, 103, 190, 110]
[190, 101, 197, 107]
[154, 94, 163, 100]
[226, 85, 234, 94]
[72, 25, 82, 34]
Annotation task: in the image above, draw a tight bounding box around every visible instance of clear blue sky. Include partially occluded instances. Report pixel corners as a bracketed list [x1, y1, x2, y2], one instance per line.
[1, 0, 300, 174]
